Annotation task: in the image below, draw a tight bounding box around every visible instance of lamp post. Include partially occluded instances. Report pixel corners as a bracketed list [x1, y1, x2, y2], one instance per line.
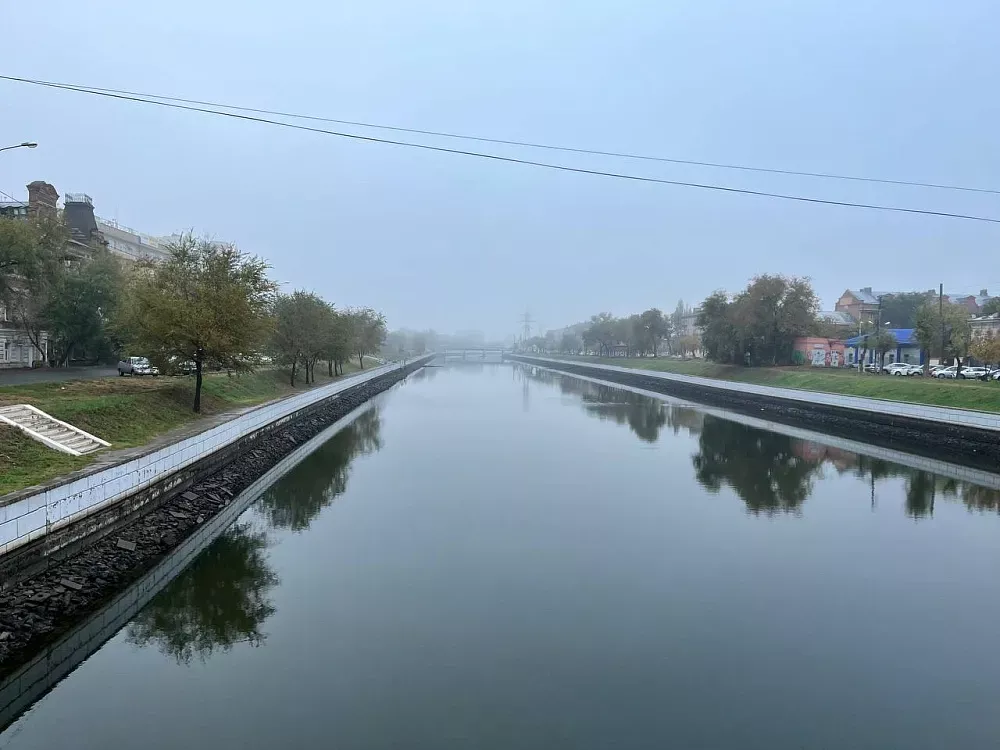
[0, 142, 37, 154]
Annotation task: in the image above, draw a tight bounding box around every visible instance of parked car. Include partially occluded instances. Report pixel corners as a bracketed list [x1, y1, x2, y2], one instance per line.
[118, 356, 160, 377]
[884, 363, 913, 376]
[166, 356, 197, 375]
[904, 364, 925, 376]
[864, 363, 881, 373]
[932, 365, 985, 379]
[958, 366, 989, 380]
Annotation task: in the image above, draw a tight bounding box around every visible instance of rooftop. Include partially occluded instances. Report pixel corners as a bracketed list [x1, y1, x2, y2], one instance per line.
[845, 328, 918, 347]
[818, 310, 855, 325]
[846, 287, 993, 307]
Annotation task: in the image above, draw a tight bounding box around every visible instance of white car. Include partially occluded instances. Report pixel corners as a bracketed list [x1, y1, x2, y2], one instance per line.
[958, 366, 989, 380]
[118, 356, 160, 377]
[935, 365, 986, 380]
[884, 363, 914, 376]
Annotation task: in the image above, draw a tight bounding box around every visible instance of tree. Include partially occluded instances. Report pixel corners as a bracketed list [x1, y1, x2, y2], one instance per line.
[638, 308, 670, 357]
[44, 248, 124, 365]
[698, 291, 740, 363]
[2, 215, 70, 363]
[321, 309, 354, 377]
[349, 307, 387, 368]
[671, 300, 686, 340]
[970, 331, 1000, 366]
[735, 274, 818, 366]
[583, 312, 616, 357]
[116, 235, 275, 412]
[879, 292, 933, 329]
[543, 329, 559, 353]
[915, 301, 972, 372]
[412, 332, 427, 355]
[559, 331, 582, 354]
[981, 298, 1000, 317]
[270, 291, 331, 386]
[698, 276, 818, 366]
[614, 315, 641, 357]
[869, 329, 898, 370]
[0, 215, 64, 306]
[676, 333, 701, 358]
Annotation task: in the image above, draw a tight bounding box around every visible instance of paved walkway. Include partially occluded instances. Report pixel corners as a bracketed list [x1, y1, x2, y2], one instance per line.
[0, 367, 117, 386]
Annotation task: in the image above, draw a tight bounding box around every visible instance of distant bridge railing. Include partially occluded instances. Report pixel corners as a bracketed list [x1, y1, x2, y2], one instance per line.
[434, 349, 510, 362]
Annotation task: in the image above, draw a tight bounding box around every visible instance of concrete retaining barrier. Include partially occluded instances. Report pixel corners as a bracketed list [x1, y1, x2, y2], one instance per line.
[0, 358, 431, 561]
[511, 355, 1000, 470]
[0, 397, 381, 730]
[515, 355, 1000, 431]
[524, 359, 1000, 491]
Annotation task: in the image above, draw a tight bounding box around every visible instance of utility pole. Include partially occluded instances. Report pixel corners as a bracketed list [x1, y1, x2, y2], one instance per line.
[875, 295, 883, 370]
[939, 283, 945, 365]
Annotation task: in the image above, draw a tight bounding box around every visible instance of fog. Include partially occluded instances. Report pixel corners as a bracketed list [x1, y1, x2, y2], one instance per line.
[3, 0, 998, 341]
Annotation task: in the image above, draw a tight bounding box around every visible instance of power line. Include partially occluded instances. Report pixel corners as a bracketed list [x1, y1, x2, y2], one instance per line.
[3, 74, 1000, 225]
[3, 76, 1000, 195]
[7, 76, 998, 197]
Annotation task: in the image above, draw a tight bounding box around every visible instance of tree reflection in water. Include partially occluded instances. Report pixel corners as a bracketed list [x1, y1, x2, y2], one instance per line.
[522, 365, 1000, 518]
[693, 417, 817, 515]
[126, 521, 278, 664]
[579, 387, 667, 443]
[256, 407, 383, 532]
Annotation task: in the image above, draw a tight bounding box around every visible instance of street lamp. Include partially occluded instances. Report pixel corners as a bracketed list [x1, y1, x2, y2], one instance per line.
[0, 142, 38, 153]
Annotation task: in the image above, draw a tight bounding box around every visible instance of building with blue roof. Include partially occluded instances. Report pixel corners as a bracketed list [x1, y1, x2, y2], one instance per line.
[844, 328, 923, 367]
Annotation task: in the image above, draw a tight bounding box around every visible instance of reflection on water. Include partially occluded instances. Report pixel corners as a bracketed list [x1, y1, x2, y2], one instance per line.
[256, 407, 383, 532]
[693, 419, 816, 515]
[524, 365, 1000, 518]
[125, 408, 384, 665]
[551, 372, 704, 443]
[8, 364, 1000, 750]
[409, 365, 438, 382]
[125, 521, 278, 664]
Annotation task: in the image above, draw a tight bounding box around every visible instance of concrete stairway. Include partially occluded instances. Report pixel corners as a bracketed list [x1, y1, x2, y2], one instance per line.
[0, 404, 111, 456]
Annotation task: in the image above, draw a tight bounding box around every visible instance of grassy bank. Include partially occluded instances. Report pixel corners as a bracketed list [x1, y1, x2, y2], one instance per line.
[0, 363, 364, 495]
[546, 355, 1000, 413]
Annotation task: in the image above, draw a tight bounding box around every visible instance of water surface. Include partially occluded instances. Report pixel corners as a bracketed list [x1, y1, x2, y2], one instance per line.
[2, 364, 999, 750]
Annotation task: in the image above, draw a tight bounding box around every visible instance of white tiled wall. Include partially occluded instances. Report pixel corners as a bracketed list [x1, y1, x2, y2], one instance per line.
[0, 358, 429, 559]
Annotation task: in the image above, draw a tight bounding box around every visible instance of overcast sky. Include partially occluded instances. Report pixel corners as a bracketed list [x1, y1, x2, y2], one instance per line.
[2, 0, 998, 338]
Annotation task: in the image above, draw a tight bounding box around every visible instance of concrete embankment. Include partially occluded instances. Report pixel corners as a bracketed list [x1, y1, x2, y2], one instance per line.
[0, 358, 429, 674]
[511, 355, 1000, 472]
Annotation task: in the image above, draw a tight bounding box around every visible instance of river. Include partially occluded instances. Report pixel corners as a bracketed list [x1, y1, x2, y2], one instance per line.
[2, 363, 1000, 749]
